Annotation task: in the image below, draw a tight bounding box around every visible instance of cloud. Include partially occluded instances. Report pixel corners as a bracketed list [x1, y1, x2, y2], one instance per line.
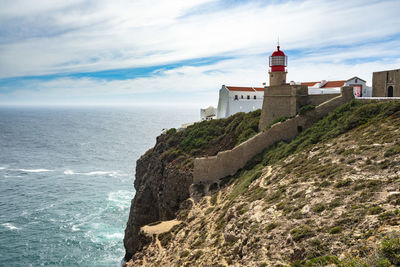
[0, 0, 399, 105]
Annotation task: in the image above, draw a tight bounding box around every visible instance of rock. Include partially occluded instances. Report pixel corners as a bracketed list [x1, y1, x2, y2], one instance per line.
[123, 134, 193, 261]
[224, 232, 239, 243]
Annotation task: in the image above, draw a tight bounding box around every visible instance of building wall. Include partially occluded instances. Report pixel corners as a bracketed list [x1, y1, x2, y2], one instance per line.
[345, 77, 371, 97]
[258, 84, 310, 130]
[269, 71, 287, 86]
[216, 85, 263, 119]
[193, 87, 354, 183]
[373, 69, 400, 97]
[216, 87, 229, 119]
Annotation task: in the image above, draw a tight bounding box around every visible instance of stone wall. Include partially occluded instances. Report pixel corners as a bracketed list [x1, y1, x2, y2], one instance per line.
[308, 93, 340, 106]
[258, 84, 309, 130]
[193, 87, 354, 183]
[372, 69, 400, 97]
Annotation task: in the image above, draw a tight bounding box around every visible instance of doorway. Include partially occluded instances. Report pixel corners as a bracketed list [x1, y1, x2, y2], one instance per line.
[387, 86, 394, 97]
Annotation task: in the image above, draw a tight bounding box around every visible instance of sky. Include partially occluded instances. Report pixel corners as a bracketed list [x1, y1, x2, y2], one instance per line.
[0, 0, 399, 107]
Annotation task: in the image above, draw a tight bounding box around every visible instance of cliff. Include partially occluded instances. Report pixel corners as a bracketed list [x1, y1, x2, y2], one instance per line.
[123, 110, 261, 260]
[124, 100, 400, 266]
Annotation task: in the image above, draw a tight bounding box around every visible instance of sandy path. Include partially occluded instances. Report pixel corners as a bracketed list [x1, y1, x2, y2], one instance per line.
[259, 166, 272, 189]
[141, 219, 181, 236]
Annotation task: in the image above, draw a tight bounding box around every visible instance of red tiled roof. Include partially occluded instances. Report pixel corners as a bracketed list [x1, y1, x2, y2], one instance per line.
[322, 80, 346, 88]
[253, 87, 265, 92]
[301, 82, 318, 87]
[226, 86, 264, 92]
[301, 80, 346, 88]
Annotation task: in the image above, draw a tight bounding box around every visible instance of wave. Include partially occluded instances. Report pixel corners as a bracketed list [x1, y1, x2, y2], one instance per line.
[0, 167, 6, 170]
[85, 171, 111, 176]
[104, 232, 124, 240]
[64, 169, 75, 175]
[71, 225, 80, 232]
[108, 190, 132, 210]
[63, 169, 128, 177]
[18, 168, 52, 173]
[2, 223, 20, 230]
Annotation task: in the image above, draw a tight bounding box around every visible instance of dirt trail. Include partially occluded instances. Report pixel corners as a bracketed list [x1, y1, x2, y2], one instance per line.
[259, 166, 272, 189]
[141, 219, 181, 236]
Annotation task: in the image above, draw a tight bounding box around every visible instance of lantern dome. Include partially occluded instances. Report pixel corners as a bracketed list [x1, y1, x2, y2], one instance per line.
[269, 45, 287, 72]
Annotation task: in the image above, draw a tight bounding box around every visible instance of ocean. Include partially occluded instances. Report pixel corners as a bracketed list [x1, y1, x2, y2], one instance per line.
[0, 106, 198, 266]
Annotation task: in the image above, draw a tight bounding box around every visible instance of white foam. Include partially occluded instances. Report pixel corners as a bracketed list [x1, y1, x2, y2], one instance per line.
[85, 171, 110, 175]
[72, 225, 80, 232]
[2, 223, 20, 230]
[108, 190, 132, 210]
[18, 168, 52, 173]
[0, 167, 6, 170]
[64, 169, 75, 175]
[104, 232, 124, 239]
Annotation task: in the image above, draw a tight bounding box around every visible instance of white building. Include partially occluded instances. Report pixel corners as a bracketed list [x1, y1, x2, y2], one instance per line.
[300, 76, 371, 97]
[200, 106, 217, 121]
[208, 77, 371, 120]
[216, 85, 264, 119]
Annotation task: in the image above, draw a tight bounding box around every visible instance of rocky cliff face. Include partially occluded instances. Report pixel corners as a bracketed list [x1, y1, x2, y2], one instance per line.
[123, 134, 193, 260]
[123, 110, 261, 261]
[124, 101, 400, 266]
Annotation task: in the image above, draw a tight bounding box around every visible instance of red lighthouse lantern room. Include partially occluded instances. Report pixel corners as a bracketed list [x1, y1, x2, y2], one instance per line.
[269, 46, 287, 72]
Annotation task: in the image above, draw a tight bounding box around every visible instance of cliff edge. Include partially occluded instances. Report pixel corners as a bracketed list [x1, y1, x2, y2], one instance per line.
[124, 100, 400, 266]
[123, 111, 261, 260]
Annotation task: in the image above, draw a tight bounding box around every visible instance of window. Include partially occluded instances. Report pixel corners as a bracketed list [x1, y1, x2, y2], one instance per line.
[254, 95, 256, 99]
[241, 95, 243, 99]
[234, 95, 238, 100]
[247, 95, 250, 99]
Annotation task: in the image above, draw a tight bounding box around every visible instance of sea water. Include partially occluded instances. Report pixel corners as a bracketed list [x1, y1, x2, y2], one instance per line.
[0, 106, 198, 266]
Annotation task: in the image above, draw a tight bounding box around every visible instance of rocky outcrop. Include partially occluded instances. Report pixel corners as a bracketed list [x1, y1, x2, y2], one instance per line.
[123, 134, 193, 260]
[123, 100, 400, 266]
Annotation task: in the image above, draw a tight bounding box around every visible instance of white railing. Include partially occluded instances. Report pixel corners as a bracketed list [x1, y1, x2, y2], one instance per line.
[355, 97, 400, 100]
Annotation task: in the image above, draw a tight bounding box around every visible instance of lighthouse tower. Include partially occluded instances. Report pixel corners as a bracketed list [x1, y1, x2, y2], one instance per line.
[259, 45, 308, 130]
[269, 45, 287, 86]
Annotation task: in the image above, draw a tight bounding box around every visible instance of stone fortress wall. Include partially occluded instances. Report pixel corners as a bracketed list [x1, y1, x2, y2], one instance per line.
[193, 86, 354, 183]
[372, 69, 400, 97]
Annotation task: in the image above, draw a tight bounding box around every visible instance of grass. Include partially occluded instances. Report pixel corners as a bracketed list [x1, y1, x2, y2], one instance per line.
[260, 100, 400, 167]
[291, 225, 314, 241]
[298, 104, 316, 115]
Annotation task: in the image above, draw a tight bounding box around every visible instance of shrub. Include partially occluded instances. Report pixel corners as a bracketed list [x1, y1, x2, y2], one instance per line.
[384, 144, 400, 157]
[313, 204, 325, 213]
[335, 179, 352, 188]
[329, 226, 342, 234]
[298, 104, 316, 115]
[268, 116, 289, 128]
[266, 222, 279, 232]
[158, 231, 173, 247]
[291, 225, 314, 241]
[368, 206, 385, 215]
[381, 234, 400, 265]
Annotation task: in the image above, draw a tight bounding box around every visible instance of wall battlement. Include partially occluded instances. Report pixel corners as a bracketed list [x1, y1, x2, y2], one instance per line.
[193, 86, 354, 184]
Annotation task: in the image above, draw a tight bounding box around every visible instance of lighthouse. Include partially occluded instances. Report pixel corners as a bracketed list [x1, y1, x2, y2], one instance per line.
[269, 45, 287, 86]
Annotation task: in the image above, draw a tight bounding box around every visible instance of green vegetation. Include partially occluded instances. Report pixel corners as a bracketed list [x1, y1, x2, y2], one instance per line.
[298, 104, 316, 115]
[291, 225, 314, 241]
[158, 231, 173, 247]
[266, 222, 279, 232]
[368, 206, 385, 215]
[267, 115, 289, 128]
[161, 109, 261, 163]
[329, 226, 342, 234]
[260, 100, 400, 167]
[291, 234, 400, 266]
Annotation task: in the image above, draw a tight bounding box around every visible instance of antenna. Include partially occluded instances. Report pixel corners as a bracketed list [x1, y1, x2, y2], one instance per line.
[277, 36, 280, 50]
